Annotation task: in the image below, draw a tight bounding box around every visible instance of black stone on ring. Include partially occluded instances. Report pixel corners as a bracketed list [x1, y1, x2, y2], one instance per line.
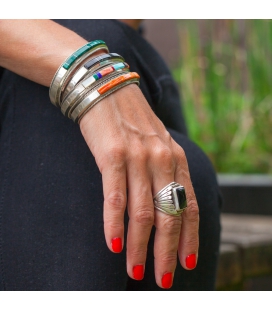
[153, 182, 187, 216]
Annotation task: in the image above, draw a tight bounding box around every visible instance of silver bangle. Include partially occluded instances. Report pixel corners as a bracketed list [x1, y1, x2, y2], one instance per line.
[61, 58, 125, 102]
[72, 78, 140, 123]
[62, 53, 125, 99]
[61, 70, 128, 118]
[49, 41, 109, 108]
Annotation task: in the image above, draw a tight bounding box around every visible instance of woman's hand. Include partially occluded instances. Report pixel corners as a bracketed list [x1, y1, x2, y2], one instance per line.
[80, 83, 199, 288]
[0, 19, 199, 289]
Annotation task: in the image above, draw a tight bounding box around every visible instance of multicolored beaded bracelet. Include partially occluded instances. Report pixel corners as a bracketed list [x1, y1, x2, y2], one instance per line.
[62, 53, 125, 99]
[49, 40, 109, 107]
[70, 72, 140, 123]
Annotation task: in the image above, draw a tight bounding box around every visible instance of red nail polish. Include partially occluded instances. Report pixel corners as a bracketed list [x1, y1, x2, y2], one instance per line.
[111, 237, 122, 253]
[133, 265, 144, 280]
[186, 254, 196, 269]
[162, 272, 173, 289]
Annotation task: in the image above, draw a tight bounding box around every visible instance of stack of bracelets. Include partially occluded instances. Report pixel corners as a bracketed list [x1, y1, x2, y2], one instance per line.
[49, 40, 140, 123]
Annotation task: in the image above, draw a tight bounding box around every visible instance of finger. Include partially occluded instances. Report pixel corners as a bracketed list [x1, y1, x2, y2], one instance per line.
[102, 150, 127, 253]
[126, 148, 154, 281]
[154, 209, 182, 289]
[174, 145, 199, 270]
[152, 144, 181, 289]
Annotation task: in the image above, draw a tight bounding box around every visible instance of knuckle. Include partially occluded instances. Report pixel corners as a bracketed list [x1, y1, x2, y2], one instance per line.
[128, 147, 148, 163]
[104, 221, 123, 231]
[105, 191, 126, 211]
[160, 215, 182, 234]
[129, 247, 147, 259]
[134, 209, 154, 226]
[153, 145, 174, 171]
[184, 237, 199, 250]
[175, 146, 187, 163]
[159, 253, 177, 266]
[183, 201, 199, 222]
[104, 146, 126, 166]
[164, 130, 172, 142]
[155, 146, 172, 162]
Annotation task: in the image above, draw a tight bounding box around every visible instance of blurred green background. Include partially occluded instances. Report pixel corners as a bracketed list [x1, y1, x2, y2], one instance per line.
[143, 20, 272, 291]
[165, 20, 272, 174]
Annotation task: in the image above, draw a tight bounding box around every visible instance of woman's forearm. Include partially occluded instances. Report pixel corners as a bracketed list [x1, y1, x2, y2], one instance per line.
[0, 19, 89, 86]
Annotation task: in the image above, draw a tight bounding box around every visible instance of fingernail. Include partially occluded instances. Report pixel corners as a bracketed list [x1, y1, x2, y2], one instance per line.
[111, 237, 122, 253]
[186, 253, 197, 269]
[161, 272, 173, 289]
[133, 265, 144, 280]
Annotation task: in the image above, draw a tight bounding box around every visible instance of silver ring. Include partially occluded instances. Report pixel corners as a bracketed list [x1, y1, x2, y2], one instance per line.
[153, 182, 187, 216]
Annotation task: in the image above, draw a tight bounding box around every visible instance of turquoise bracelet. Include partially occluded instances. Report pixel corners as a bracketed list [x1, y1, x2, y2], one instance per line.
[49, 40, 109, 108]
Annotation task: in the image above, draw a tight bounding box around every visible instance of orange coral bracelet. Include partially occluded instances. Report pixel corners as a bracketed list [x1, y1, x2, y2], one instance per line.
[98, 72, 140, 94]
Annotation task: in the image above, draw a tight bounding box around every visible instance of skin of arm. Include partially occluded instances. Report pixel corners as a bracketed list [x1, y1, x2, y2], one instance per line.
[0, 19, 142, 85]
[0, 20, 90, 86]
[0, 19, 199, 289]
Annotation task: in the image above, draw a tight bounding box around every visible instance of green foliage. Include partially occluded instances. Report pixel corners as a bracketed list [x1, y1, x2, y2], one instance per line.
[172, 20, 272, 173]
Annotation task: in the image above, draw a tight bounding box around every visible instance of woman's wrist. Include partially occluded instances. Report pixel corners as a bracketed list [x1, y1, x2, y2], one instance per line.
[79, 83, 141, 133]
[0, 20, 106, 87]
